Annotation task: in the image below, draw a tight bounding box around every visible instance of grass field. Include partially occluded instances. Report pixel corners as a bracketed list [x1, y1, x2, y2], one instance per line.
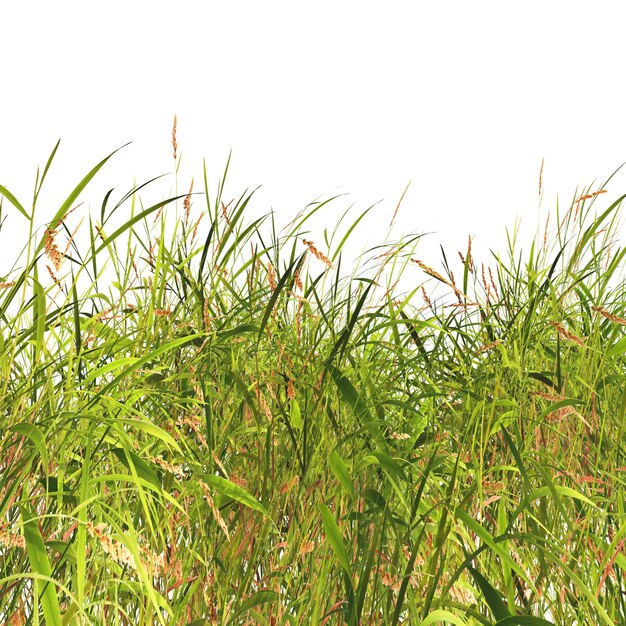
[1, 138, 625, 625]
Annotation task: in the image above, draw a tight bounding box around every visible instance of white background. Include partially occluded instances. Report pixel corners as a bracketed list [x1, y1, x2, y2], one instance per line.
[2, 2, 626, 291]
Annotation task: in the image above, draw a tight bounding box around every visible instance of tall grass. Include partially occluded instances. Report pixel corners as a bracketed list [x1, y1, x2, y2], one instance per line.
[0, 138, 624, 625]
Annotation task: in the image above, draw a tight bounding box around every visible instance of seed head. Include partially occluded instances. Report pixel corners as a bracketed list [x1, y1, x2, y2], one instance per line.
[302, 239, 333, 269]
[172, 114, 178, 160]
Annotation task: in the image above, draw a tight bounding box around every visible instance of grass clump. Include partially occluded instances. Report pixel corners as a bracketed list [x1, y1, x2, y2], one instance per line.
[0, 137, 625, 625]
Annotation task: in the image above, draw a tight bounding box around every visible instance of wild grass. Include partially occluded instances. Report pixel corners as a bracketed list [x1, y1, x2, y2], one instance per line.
[0, 138, 625, 625]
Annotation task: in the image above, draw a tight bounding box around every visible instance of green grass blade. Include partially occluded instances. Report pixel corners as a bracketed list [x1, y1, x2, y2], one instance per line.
[201, 474, 274, 523]
[467, 564, 510, 621]
[328, 451, 355, 501]
[0, 183, 30, 220]
[318, 503, 353, 580]
[20, 504, 63, 626]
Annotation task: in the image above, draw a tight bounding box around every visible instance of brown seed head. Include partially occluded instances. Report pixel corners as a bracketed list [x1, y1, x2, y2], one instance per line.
[488, 267, 499, 298]
[293, 268, 303, 292]
[203, 294, 211, 331]
[183, 178, 194, 226]
[466, 235, 474, 272]
[45, 228, 63, 271]
[576, 189, 607, 204]
[267, 262, 277, 291]
[390, 180, 411, 228]
[592, 306, 626, 326]
[198, 481, 231, 540]
[63, 216, 84, 257]
[412, 259, 447, 284]
[191, 212, 204, 245]
[87, 522, 137, 570]
[172, 114, 178, 160]
[549, 321, 585, 347]
[46, 264, 62, 290]
[477, 339, 501, 354]
[543, 211, 550, 251]
[0, 527, 26, 550]
[302, 239, 333, 269]
[221, 199, 233, 223]
[299, 540, 315, 557]
[149, 456, 185, 480]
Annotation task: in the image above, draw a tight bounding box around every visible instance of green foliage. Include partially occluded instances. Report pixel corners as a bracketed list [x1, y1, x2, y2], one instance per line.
[0, 142, 625, 624]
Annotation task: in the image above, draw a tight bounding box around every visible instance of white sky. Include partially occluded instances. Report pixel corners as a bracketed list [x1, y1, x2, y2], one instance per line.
[2, 2, 626, 291]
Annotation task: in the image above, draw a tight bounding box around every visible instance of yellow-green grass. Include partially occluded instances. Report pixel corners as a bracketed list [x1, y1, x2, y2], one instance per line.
[0, 140, 624, 625]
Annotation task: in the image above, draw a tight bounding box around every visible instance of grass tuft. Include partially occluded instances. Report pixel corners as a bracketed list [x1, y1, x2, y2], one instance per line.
[0, 142, 625, 625]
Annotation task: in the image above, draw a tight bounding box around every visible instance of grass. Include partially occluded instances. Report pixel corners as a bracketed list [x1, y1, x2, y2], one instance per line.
[0, 135, 625, 625]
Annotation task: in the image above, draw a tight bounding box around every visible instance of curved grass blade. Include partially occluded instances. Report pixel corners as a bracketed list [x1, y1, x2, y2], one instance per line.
[328, 451, 355, 501]
[421, 611, 470, 626]
[0, 184, 29, 220]
[9, 423, 49, 468]
[20, 504, 62, 626]
[34, 139, 61, 208]
[318, 503, 353, 580]
[201, 474, 273, 524]
[257, 252, 306, 342]
[467, 564, 510, 621]
[227, 590, 278, 625]
[35, 143, 131, 256]
[494, 617, 556, 626]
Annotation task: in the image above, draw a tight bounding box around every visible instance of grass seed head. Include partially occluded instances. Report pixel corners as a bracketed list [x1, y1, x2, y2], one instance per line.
[390, 179, 411, 228]
[592, 306, 626, 325]
[46, 264, 62, 290]
[44, 228, 63, 271]
[488, 266, 499, 297]
[0, 527, 25, 550]
[191, 212, 204, 245]
[267, 262, 277, 291]
[63, 215, 84, 257]
[199, 481, 231, 540]
[302, 239, 333, 269]
[576, 189, 607, 204]
[221, 199, 233, 224]
[183, 178, 194, 226]
[543, 211, 550, 251]
[412, 259, 447, 284]
[293, 267, 303, 292]
[172, 114, 178, 160]
[87, 522, 137, 571]
[549, 321, 586, 347]
[421, 286, 432, 309]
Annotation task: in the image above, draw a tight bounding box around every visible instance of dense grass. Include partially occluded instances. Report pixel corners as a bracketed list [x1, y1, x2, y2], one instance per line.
[1, 141, 625, 625]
